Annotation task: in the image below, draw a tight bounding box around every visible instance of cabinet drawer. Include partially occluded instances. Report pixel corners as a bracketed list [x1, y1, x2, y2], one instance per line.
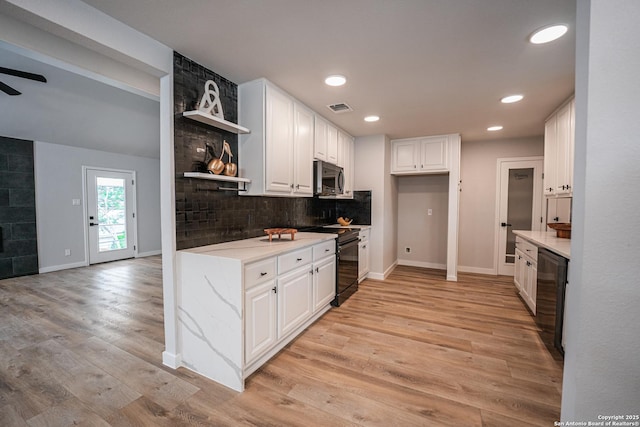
[359, 228, 370, 243]
[245, 257, 277, 290]
[278, 247, 313, 274]
[313, 240, 336, 261]
[515, 237, 538, 262]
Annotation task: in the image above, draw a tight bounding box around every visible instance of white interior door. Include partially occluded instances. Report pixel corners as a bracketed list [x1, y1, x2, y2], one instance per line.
[86, 168, 136, 264]
[496, 158, 543, 276]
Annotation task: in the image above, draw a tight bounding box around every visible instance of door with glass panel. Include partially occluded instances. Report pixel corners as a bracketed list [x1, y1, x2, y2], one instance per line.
[86, 168, 136, 264]
[496, 158, 543, 276]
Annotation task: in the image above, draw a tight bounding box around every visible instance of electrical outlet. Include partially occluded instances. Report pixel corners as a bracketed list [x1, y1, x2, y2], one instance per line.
[405, 247, 411, 253]
[428, 209, 433, 216]
[64, 249, 71, 256]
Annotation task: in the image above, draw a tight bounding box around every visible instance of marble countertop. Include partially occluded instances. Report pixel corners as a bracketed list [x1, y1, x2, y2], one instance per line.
[178, 232, 337, 264]
[513, 230, 571, 259]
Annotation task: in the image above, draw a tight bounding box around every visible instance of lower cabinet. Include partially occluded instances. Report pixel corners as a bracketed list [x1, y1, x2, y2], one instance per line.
[178, 238, 336, 392]
[245, 279, 277, 364]
[358, 228, 371, 282]
[514, 237, 538, 314]
[277, 266, 313, 339]
[246, 242, 336, 366]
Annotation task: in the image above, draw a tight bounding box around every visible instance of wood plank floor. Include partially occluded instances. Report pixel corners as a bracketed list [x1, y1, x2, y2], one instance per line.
[0, 257, 563, 426]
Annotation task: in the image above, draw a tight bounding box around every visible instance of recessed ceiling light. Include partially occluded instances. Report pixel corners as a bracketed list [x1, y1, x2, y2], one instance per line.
[501, 94, 524, 104]
[325, 75, 346, 86]
[529, 24, 568, 44]
[364, 115, 379, 122]
[487, 126, 503, 131]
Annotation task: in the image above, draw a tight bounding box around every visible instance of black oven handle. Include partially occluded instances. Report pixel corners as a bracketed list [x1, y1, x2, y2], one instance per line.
[338, 238, 359, 252]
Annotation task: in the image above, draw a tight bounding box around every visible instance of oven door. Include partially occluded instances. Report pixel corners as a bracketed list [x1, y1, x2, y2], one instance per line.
[335, 238, 359, 305]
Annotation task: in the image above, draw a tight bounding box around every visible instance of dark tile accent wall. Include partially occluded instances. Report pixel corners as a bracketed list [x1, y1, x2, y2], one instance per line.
[0, 136, 38, 279]
[173, 52, 371, 250]
[336, 191, 372, 225]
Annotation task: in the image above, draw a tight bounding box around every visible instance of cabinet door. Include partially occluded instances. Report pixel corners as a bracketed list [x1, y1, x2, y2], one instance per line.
[514, 248, 525, 292]
[277, 267, 313, 339]
[543, 115, 558, 195]
[245, 280, 277, 364]
[327, 124, 339, 165]
[339, 132, 354, 198]
[555, 102, 572, 195]
[313, 256, 336, 312]
[528, 262, 538, 314]
[391, 140, 419, 172]
[293, 103, 314, 195]
[420, 137, 448, 171]
[313, 115, 328, 161]
[265, 84, 294, 193]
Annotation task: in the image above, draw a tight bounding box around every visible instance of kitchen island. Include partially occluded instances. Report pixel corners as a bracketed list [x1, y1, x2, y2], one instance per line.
[177, 232, 337, 391]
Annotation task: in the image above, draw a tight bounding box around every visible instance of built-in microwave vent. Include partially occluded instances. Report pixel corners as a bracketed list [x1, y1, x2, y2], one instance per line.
[327, 102, 353, 114]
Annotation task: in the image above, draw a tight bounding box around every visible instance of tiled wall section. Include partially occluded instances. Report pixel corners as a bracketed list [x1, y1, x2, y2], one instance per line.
[173, 52, 371, 250]
[0, 136, 38, 279]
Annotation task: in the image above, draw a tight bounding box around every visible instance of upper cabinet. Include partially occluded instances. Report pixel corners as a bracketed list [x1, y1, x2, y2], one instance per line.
[239, 79, 313, 197]
[313, 115, 339, 165]
[391, 135, 450, 174]
[544, 97, 575, 197]
[337, 130, 354, 199]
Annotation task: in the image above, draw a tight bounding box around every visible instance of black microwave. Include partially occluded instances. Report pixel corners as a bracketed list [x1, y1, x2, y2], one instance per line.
[313, 161, 344, 197]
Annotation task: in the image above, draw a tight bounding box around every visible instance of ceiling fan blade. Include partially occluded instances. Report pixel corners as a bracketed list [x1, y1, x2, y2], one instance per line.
[0, 81, 21, 96]
[0, 67, 47, 83]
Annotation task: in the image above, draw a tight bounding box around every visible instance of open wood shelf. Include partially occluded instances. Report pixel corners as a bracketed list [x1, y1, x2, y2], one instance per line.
[182, 110, 250, 134]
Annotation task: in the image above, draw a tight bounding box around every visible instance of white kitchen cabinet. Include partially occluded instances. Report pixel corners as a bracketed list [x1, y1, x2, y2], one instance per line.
[338, 130, 354, 199]
[312, 239, 337, 311]
[514, 236, 538, 314]
[176, 235, 336, 392]
[314, 115, 339, 165]
[239, 78, 313, 197]
[544, 97, 575, 196]
[358, 228, 370, 282]
[277, 266, 313, 339]
[391, 135, 449, 174]
[245, 278, 277, 364]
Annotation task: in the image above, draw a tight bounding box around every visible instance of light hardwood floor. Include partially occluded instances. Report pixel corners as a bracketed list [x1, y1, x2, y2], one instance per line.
[0, 257, 563, 426]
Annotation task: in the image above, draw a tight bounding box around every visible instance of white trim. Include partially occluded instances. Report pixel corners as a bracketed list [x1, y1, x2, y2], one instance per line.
[457, 265, 498, 276]
[39, 261, 87, 274]
[398, 259, 447, 270]
[160, 72, 178, 368]
[494, 156, 544, 277]
[137, 250, 162, 258]
[83, 166, 138, 265]
[367, 260, 398, 280]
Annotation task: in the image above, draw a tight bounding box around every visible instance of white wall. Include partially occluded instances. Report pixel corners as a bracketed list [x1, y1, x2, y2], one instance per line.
[562, 0, 640, 420]
[458, 136, 543, 274]
[397, 175, 448, 269]
[354, 134, 398, 279]
[34, 142, 161, 272]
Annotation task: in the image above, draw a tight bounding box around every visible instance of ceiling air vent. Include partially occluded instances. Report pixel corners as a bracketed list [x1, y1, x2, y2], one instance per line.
[327, 102, 353, 114]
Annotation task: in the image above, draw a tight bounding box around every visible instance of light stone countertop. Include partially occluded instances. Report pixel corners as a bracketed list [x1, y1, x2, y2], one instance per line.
[178, 232, 337, 264]
[324, 224, 371, 230]
[513, 230, 571, 259]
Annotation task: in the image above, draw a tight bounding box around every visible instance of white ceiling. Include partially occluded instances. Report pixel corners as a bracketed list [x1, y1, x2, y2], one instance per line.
[1, 0, 576, 158]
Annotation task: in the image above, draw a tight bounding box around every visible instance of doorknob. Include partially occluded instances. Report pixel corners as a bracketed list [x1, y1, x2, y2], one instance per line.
[89, 222, 99, 226]
[501, 222, 512, 227]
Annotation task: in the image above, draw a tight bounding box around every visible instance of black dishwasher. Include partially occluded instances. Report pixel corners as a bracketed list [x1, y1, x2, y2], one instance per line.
[536, 248, 568, 356]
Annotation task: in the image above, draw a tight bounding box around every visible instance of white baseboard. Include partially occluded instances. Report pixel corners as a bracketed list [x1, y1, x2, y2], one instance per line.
[458, 265, 497, 276]
[367, 260, 398, 280]
[39, 261, 87, 274]
[397, 259, 447, 270]
[137, 250, 162, 258]
[162, 350, 181, 369]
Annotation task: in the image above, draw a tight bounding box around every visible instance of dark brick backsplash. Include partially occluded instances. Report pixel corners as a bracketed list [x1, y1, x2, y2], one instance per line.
[173, 52, 370, 250]
[0, 136, 38, 279]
